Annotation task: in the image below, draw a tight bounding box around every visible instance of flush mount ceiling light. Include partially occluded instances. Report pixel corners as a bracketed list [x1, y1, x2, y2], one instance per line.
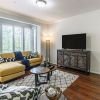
[36, 0, 47, 7]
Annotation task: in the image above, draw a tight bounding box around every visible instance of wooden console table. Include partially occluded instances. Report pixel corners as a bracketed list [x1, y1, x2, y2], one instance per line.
[57, 49, 90, 73]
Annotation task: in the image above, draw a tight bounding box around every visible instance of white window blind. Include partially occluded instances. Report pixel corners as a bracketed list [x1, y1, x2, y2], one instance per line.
[2, 25, 13, 53]
[14, 26, 23, 51]
[0, 18, 37, 53]
[24, 28, 31, 51]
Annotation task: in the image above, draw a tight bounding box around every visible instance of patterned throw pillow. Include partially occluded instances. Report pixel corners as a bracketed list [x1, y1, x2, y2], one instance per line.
[23, 51, 39, 60]
[24, 55, 33, 59]
[10, 58, 16, 62]
[0, 56, 4, 64]
[29, 55, 34, 59]
[4, 58, 16, 62]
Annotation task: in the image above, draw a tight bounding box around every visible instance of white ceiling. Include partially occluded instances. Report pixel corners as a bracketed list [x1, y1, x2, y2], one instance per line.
[0, 0, 100, 23]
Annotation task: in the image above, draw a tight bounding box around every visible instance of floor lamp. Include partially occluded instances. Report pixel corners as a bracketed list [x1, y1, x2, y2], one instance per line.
[46, 40, 50, 62]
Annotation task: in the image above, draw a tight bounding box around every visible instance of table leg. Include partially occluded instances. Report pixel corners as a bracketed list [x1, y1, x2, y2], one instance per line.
[35, 74, 38, 86]
[50, 71, 52, 76]
[47, 73, 50, 81]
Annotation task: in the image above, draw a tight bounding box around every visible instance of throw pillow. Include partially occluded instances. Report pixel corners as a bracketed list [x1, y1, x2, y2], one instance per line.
[27, 55, 31, 59]
[24, 56, 30, 59]
[4, 58, 16, 62]
[11, 58, 16, 61]
[3, 58, 8, 62]
[28, 51, 33, 58]
[0, 56, 4, 64]
[31, 52, 39, 58]
[24, 55, 34, 59]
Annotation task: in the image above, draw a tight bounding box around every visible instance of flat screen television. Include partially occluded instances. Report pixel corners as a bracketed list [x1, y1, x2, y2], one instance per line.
[62, 33, 86, 49]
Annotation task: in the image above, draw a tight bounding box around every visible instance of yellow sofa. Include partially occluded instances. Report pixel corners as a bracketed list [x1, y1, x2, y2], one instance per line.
[0, 51, 42, 82]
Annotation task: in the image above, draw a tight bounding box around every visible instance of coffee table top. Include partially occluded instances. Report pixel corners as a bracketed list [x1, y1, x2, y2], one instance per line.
[30, 65, 57, 75]
[30, 66, 50, 74]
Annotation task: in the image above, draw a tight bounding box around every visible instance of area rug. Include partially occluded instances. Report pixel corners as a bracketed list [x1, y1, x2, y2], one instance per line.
[7, 70, 79, 91]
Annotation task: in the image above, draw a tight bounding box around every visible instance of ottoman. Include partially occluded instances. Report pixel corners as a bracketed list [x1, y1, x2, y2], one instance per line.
[0, 62, 25, 82]
[0, 85, 40, 100]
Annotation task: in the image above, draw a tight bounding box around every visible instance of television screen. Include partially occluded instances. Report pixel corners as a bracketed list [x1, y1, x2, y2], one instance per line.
[62, 33, 86, 49]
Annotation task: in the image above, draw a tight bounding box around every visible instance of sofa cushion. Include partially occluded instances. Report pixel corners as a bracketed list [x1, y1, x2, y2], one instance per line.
[15, 61, 21, 63]
[30, 62, 41, 67]
[0, 56, 4, 64]
[29, 58, 42, 63]
[22, 51, 30, 57]
[0, 62, 25, 77]
[0, 53, 15, 58]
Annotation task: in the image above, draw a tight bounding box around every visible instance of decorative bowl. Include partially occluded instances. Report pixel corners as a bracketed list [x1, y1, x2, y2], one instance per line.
[45, 85, 62, 100]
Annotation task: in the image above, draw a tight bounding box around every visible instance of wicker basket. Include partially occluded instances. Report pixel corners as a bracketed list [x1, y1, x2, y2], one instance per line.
[45, 85, 62, 100]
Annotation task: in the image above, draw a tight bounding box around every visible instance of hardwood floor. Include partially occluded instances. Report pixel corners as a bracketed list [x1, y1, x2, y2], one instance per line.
[59, 68, 100, 100]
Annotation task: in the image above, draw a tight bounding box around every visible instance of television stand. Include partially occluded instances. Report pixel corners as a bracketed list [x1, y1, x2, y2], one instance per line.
[57, 49, 90, 73]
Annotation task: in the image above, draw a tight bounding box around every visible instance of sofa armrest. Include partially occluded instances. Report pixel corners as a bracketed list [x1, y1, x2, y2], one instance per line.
[38, 54, 43, 61]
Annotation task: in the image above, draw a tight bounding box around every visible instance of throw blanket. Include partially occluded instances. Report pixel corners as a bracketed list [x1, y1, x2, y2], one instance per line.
[14, 51, 30, 70]
[14, 51, 24, 60]
[21, 59, 30, 70]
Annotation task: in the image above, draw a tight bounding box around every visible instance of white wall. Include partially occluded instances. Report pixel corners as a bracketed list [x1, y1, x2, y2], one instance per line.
[47, 10, 100, 74]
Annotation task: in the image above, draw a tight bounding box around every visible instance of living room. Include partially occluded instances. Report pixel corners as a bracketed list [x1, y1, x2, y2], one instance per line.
[0, 0, 100, 100]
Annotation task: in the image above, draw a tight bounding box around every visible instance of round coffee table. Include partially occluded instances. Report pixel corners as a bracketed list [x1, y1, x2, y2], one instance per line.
[30, 65, 56, 86]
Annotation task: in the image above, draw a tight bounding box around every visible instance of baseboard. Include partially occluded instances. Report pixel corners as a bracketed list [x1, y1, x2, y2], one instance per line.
[90, 71, 100, 75]
[52, 62, 100, 75]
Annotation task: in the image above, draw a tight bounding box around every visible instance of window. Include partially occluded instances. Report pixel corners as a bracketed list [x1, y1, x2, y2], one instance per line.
[0, 18, 38, 53]
[33, 27, 37, 52]
[24, 28, 31, 51]
[2, 25, 13, 53]
[14, 26, 23, 51]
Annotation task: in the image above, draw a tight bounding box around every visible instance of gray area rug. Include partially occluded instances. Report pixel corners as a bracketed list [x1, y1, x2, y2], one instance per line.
[7, 70, 79, 91]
